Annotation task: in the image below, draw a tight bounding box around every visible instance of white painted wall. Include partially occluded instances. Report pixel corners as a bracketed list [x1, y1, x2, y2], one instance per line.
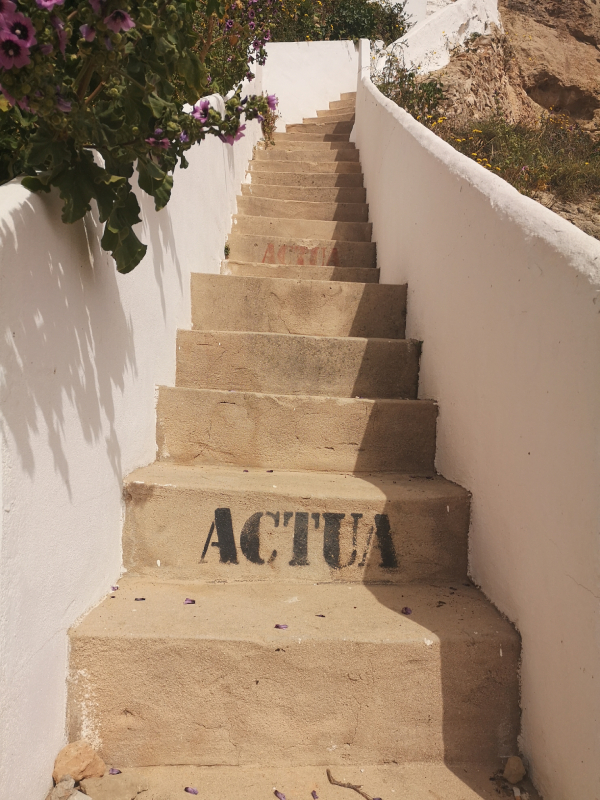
[385, 0, 500, 72]
[354, 38, 600, 800]
[0, 98, 263, 799]
[262, 41, 358, 130]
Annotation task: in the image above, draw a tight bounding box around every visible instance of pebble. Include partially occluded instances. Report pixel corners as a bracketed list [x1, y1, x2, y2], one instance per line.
[503, 755, 526, 784]
[53, 741, 106, 783]
[45, 776, 76, 800]
[80, 772, 149, 800]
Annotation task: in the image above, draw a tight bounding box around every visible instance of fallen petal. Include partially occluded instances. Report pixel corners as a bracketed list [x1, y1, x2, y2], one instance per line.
[315, 614, 325, 618]
[312, 792, 319, 799]
[274, 792, 286, 800]
[274, 624, 288, 629]
[109, 768, 122, 775]
[184, 598, 195, 605]
[401, 606, 412, 615]
[111, 586, 119, 591]
[185, 789, 199, 795]
[135, 598, 146, 601]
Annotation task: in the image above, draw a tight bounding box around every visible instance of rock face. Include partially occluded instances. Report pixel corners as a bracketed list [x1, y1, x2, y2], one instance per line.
[52, 741, 106, 784]
[45, 776, 76, 800]
[80, 773, 149, 800]
[499, 0, 600, 129]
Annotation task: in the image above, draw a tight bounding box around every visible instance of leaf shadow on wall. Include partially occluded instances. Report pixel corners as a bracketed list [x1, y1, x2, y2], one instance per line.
[0, 189, 137, 499]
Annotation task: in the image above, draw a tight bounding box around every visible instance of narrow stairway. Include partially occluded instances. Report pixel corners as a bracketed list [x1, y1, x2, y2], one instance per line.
[68, 93, 524, 800]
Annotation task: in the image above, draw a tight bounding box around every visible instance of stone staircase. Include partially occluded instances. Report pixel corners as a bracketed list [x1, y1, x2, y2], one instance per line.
[67, 94, 524, 800]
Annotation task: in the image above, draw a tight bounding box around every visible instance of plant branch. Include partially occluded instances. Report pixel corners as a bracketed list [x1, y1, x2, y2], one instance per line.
[85, 81, 105, 105]
[199, 15, 215, 63]
[75, 58, 97, 102]
[326, 769, 376, 800]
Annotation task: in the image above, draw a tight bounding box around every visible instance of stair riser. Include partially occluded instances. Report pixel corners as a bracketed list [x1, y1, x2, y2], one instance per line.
[232, 215, 371, 243]
[303, 113, 355, 124]
[176, 330, 419, 398]
[221, 262, 380, 283]
[274, 133, 351, 142]
[248, 172, 363, 187]
[241, 185, 367, 203]
[227, 235, 375, 268]
[327, 99, 356, 111]
[123, 480, 469, 583]
[68, 634, 518, 767]
[157, 388, 437, 473]
[250, 161, 361, 174]
[237, 196, 369, 222]
[286, 121, 353, 134]
[266, 140, 355, 150]
[190, 275, 404, 338]
[254, 149, 360, 162]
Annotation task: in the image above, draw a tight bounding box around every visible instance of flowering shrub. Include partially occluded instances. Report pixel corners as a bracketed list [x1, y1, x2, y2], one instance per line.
[0, 0, 280, 272]
[372, 49, 444, 126]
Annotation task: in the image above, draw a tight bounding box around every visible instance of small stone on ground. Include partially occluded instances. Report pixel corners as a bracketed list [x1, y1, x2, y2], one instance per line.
[53, 741, 106, 783]
[80, 772, 149, 800]
[503, 756, 526, 784]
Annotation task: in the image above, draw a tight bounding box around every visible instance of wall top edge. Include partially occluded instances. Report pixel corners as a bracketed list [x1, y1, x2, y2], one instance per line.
[357, 39, 600, 288]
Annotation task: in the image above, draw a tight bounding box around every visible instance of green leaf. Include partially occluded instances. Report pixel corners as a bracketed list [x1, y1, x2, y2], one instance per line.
[145, 92, 173, 118]
[113, 227, 148, 273]
[178, 54, 206, 94]
[137, 159, 173, 210]
[21, 175, 52, 193]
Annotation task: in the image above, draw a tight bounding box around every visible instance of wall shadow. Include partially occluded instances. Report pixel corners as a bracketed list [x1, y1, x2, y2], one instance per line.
[343, 281, 520, 795]
[0, 190, 138, 495]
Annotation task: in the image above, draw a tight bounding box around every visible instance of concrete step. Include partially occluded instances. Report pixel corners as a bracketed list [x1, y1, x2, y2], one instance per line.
[231, 215, 372, 243]
[221, 261, 380, 283]
[237, 196, 369, 222]
[227, 233, 375, 268]
[274, 132, 351, 142]
[340, 91, 357, 100]
[319, 105, 355, 116]
[156, 387, 437, 473]
[254, 148, 360, 162]
[176, 330, 419, 398]
[190, 275, 404, 338]
[241, 184, 367, 203]
[123, 463, 469, 583]
[266, 140, 356, 150]
[248, 171, 363, 188]
[329, 99, 357, 111]
[75, 763, 542, 800]
[68, 580, 519, 767]
[250, 159, 361, 174]
[286, 121, 354, 135]
[76, 760, 539, 800]
[303, 112, 355, 124]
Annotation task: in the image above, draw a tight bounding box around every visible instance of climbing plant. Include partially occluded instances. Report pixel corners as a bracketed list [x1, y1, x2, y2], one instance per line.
[0, 0, 280, 273]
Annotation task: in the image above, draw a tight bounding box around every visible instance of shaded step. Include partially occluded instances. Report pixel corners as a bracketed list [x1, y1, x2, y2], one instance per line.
[286, 121, 354, 135]
[77, 763, 539, 800]
[254, 148, 360, 162]
[319, 105, 355, 116]
[248, 171, 363, 187]
[274, 132, 351, 143]
[250, 160, 361, 174]
[176, 330, 419, 398]
[123, 463, 469, 583]
[328, 99, 357, 111]
[190, 275, 403, 338]
[221, 261, 379, 283]
[232, 215, 371, 243]
[227, 234, 375, 268]
[241, 184, 367, 203]
[237, 196, 368, 222]
[266, 140, 356, 151]
[68, 580, 519, 767]
[156, 387, 437, 473]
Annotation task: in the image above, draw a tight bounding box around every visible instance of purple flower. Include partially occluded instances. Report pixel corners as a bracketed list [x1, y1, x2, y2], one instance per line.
[0, 83, 15, 105]
[35, 0, 64, 9]
[184, 598, 195, 604]
[80, 23, 96, 41]
[248, 8, 255, 18]
[248, 21, 255, 30]
[89, 0, 103, 13]
[50, 15, 66, 55]
[56, 96, 71, 112]
[252, 39, 260, 49]
[154, 127, 163, 135]
[191, 98, 210, 122]
[0, 0, 16, 15]
[17, 94, 30, 111]
[264, 29, 271, 41]
[145, 136, 170, 150]
[401, 606, 412, 615]
[39, 43, 53, 54]
[179, 131, 189, 143]
[104, 9, 135, 32]
[225, 18, 233, 28]
[0, 32, 30, 69]
[104, 35, 112, 50]
[184, 790, 199, 796]
[108, 768, 122, 775]
[273, 623, 288, 629]
[267, 93, 277, 110]
[257, 113, 264, 123]
[3, 12, 37, 46]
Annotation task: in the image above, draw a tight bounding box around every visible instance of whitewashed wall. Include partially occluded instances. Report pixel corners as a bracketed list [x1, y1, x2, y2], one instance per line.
[354, 39, 600, 800]
[0, 97, 263, 799]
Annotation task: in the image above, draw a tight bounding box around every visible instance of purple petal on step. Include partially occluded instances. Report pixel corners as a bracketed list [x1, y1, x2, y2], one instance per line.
[316, 614, 325, 618]
[274, 624, 288, 629]
[111, 586, 119, 591]
[185, 789, 199, 795]
[274, 792, 286, 800]
[401, 606, 412, 615]
[312, 792, 319, 799]
[135, 597, 145, 601]
[267, 469, 273, 473]
[184, 598, 195, 604]
[109, 768, 122, 774]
